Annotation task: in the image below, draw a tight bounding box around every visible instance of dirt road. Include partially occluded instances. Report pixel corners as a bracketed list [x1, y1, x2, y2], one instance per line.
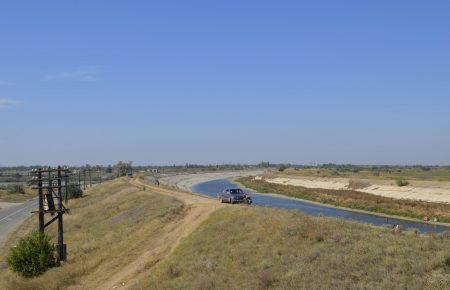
[99, 177, 224, 290]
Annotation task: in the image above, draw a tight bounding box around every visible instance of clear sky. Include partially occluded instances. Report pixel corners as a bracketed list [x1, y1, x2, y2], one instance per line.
[0, 1, 449, 166]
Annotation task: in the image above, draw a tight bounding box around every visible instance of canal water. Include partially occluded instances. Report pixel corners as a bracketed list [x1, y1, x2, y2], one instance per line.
[192, 179, 450, 234]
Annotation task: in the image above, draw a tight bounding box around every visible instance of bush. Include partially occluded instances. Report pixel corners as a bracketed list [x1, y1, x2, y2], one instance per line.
[66, 184, 83, 199]
[6, 184, 25, 194]
[348, 179, 371, 190]
[278, 165, 288, 172]
[7, 231, 56, 278]
[396, 179, 409, 187]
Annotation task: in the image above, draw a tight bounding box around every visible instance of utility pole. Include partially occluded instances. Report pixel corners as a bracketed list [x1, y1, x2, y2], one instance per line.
[83, 169, 87, 190]
[78, 170, 81, 190]
[31, 167, 70, 262]
[38, 169, 44, 232]
[89, 168, 92, 187]
[57, 167, 65, 261]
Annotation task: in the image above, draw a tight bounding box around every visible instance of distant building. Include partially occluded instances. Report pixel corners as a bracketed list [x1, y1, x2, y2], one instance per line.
[147, 168, 159, 173]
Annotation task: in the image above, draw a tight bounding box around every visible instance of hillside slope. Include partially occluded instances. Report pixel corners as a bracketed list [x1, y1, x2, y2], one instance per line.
[0, 178, 220, 289]
[137, 206, 450, 289]
[1, 177, 448, 289]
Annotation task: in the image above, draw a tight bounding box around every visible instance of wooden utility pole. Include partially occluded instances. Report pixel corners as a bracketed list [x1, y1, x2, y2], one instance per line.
[31, 167, 70, 262]
[83, 169, 87, 190]
[37, 169, 44, 232]
[57, 167, 65, 261]
[78, 170, 81, 189]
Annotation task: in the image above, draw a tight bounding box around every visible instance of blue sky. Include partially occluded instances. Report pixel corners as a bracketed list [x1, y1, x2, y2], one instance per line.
[0, 1, 449, 166]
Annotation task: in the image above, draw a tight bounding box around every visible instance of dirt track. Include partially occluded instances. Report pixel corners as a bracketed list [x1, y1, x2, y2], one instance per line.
[99, 177, 223, 290]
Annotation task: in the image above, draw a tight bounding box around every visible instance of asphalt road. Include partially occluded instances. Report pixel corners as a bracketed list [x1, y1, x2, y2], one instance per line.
[0, 198, 37, 246]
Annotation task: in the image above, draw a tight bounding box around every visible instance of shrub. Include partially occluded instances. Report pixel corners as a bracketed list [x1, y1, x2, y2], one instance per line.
[278, 165, 288, 172]
[6, 184, 25, 194]
[348, 179, 371, 190]
[66, 184, 83, 199]
[7, 231, 56, 278]
[331, 170, 339, 176]
[396, 179, 409, 187]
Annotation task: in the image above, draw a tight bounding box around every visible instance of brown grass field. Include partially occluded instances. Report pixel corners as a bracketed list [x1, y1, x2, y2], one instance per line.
[0, 177, 449, 289]
[0, 178, 185, 289]
[0, 188, 35, 203]
[137, 206, 450, 289]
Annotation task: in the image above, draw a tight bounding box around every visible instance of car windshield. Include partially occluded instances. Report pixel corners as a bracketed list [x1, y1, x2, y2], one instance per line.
[229, 189, 243, 195]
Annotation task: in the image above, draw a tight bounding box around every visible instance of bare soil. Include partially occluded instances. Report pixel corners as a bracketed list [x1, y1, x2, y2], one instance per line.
[97, 177, 224, 289]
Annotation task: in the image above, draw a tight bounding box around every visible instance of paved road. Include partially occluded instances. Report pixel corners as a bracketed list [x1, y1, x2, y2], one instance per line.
[0, 199, 38, 246]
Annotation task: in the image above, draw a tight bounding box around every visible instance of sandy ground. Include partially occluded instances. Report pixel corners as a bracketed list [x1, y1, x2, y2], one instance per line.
[262, 176, 450, 204]
[158, 170, 264, 192]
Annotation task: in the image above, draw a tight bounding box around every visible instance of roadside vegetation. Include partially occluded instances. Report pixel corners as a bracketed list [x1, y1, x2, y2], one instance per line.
[238, 177, 450, 223]
[137, 206, 450, 289]
[7, 232, 56, 278]
[0, 178, 184, 289]
[0, 185, 35, 203]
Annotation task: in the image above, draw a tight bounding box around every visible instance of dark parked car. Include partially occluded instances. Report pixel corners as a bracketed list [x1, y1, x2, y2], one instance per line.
[218, 188, 252, 204]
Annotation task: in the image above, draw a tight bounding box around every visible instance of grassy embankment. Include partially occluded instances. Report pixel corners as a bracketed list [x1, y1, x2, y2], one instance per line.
[238, 177, 450, 223]
[1, 177, 449, 289]
[0, 178, 184, 289]
[137, 206, 450, 289]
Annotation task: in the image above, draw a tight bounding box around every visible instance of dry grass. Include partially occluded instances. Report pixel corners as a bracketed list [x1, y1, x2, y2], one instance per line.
[135, 206, 450, 289]
[239, 177, 450, 223]
[347, 179, 371, 190]
[1, 178, 449, 289]
[0, 188, 35, 203]
[0, 178, 184, 290]
[281, 167, 450, 182]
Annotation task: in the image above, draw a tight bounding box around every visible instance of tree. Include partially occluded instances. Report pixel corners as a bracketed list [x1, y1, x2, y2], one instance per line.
[105, 165, 113, 173]
[115, 161, 133, 177]
[278, 164, 288, 172]
[66, 184, 83, 199]
[6, 184, 25, 194]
